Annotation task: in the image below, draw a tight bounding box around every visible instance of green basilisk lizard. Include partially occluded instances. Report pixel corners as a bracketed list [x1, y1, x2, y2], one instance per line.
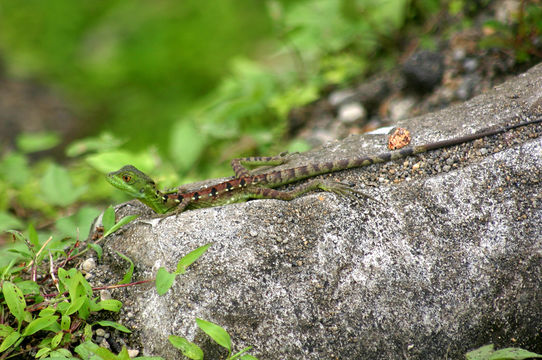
[106, 117, 541, 215]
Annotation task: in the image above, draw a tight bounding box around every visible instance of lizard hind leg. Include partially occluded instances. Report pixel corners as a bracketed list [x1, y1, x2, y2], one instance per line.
[247, 179, 376, 203]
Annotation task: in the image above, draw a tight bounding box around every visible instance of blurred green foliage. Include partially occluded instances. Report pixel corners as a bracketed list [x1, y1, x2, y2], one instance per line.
[0, 0, 415, 179]
[0, 0, 274, 152]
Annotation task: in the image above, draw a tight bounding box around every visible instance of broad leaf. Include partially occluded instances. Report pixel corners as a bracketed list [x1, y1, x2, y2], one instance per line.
[490, 347, 542, 360]
[102, 206, 116, 232]
[195, 318, 231, 351]
[0, 331, 21, 352]
[2, 281, 26, 326]
[22, 315, 58, 336]
[94, 320, 131, 333]
[65, 296, 87, 316]
[175, 243, 211, 275]
[155, 267, 176, 296]
[115, 251, 134, 284]
[168, 335, 203, 360]
[96, 299, 122, 312]
[89, 243, 103, 260]
[103, 215, 139, 238]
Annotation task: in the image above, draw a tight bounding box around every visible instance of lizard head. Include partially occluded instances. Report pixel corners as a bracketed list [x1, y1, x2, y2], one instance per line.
[106, 165, 170, 213]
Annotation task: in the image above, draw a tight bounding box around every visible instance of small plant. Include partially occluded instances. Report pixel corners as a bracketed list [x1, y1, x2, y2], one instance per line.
[480, 0, 542, 63]
[155, 243, 212, 296]
[0, 212, 140, 359]
[169, 318, 258, 360]
[466, 344, 542, 360]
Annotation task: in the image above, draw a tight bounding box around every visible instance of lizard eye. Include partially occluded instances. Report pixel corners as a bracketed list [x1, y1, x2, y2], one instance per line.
[122, 175, 132, 182]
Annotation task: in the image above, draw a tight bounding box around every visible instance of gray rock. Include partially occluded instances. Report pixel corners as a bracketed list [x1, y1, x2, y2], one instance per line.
[94, 63, 542, 359]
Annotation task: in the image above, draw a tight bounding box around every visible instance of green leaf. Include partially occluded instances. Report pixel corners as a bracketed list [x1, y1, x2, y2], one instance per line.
[5, 229, 27, 244]
[0, 152, 30, 186]
[35, 347, 51, 358]
[118, 346, 131, 360]
[175, 243, 211, 275]
[115, 251, 134, 284]
[467, 344, 495, 359]
[27, 223, 40, 247]
[46, 348, 73, 358]
[155, 267, 176, 296]
[103, 214, 139, 238]
[39, 307, 56, 317]
[66, 271, 92, 304]
[57, 267, 75, 293]
[96, 299, 122, 312]
[66, 132, 124, 157]
[88, 343, 118, 360]
[55, 206, 102, 240]
[40, 163, 86, 207]
[168, 335, 203, 360]
[240, 354, 259, 360]
[74, 341, 98, 359]
[83, 324, 93, 341]
[0, 324, 14, 337]
[229, 346, 252, 360]
[86, 150, 154, 174]
[51, 331, 64, 348]
[2, 281, 27, 325]
[93, 320, 131, 333]
[195, 318, 231, 351]
[16, 131, 60, 153]
[0, 259, 18, 279]
[7, 248, 33, 260]
[89, 243, 103, 260]
[0, 331, 20, 352]
[230, 346, 253, 360]
[22, 315, 58, 336]
[65, 296, 87, 316]
[15, 280, 40, 296]
[102, 206, 116, 232]
[490, 347, 542, 360]
[0, 217, 24, 242]
[61, 315, 71, 331]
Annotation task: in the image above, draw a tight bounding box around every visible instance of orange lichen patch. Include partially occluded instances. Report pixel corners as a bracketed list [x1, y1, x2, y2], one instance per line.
[388, 127, 412, 150]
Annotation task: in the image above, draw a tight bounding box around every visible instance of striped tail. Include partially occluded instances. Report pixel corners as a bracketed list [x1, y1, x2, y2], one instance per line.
[254, 116, 542, 188]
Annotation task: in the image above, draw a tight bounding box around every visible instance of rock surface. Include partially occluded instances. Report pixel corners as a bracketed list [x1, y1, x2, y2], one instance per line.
[93, 63, 542, 359]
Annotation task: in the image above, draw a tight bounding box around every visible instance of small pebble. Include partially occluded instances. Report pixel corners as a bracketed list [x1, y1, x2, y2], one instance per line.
[250, 230, 258, 237]
[96, 328, 106, 337]
[127, 349, 140, 358]
[463, 58, 478, 73]
[328, 89, 356, 106]
[100, 290, 112, 301]
[453, 48, 466, 61]
[81, 258, 96, 272]
[338, 102, 366, 123]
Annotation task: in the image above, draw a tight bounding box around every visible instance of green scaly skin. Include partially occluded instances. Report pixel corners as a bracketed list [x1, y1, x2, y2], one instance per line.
[106, 117, 542, 215]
